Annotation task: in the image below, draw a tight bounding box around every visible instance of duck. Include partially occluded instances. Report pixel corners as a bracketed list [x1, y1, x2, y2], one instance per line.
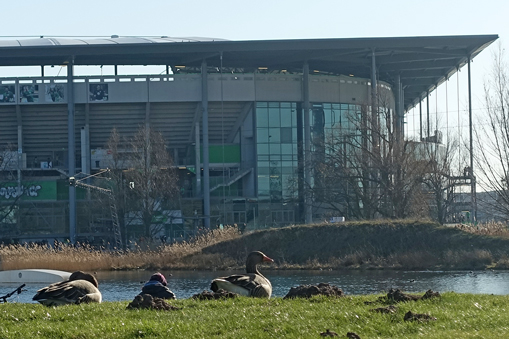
[211, 251, 274, 298]
[33, 271, 102, 306]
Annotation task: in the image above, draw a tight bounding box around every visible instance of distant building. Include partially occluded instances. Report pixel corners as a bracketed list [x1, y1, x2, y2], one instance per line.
[0, 35, 497, 242]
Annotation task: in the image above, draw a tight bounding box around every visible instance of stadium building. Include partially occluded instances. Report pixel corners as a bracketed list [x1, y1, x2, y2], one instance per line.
[0, 34, 497, 244]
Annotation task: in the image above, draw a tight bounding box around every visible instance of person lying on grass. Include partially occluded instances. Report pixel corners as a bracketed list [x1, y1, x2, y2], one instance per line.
[139, 272, 176, 300]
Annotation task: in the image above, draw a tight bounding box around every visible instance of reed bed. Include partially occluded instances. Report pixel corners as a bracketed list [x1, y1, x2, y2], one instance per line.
[157, 226, 241, 269]
[0, 226, 241, 272]
[2, 221, 509, 272]
[452, 221, 509, 237]
[0, 243, 147, 271]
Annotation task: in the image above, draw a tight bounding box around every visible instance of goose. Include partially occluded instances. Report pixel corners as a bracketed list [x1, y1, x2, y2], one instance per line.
[211, 251, 274, 298]
[33, 271, 102, 306]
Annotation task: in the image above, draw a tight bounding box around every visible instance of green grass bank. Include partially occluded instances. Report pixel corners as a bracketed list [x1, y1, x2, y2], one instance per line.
[2, 220, 509, 271]
[2, 293, 509, 338]
[192, 220, 509, 271]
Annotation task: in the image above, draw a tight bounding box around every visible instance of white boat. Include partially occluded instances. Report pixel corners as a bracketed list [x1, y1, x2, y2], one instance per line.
[0, 269, 71, 283]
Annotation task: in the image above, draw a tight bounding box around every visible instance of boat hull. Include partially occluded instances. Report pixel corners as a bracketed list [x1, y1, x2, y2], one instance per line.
[0, 269, 71, 283]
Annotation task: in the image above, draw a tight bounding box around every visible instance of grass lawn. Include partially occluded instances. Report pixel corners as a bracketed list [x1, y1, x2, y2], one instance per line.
[1, 292, 508, 338]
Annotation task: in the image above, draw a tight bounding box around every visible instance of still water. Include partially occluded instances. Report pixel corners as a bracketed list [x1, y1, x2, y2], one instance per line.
[1, 270, 508, 304]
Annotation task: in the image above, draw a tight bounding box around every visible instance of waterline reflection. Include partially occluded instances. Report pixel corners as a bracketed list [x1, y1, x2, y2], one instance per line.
[1, 269, 508, 303]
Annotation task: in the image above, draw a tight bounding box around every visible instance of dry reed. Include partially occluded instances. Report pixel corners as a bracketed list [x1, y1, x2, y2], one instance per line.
[452, 221, 509, 237]
[156, 226, 241, 269]
[0, 226, 241, 272]
[2, 222, 509, 272]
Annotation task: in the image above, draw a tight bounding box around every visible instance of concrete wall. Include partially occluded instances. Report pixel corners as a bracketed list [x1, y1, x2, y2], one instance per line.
[1, 73, 389, 106]
[0, 74, 394, 168]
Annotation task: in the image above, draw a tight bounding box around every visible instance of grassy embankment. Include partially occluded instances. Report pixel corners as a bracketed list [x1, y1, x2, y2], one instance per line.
[2, 220, 509, 272]
[2, 292, 509, 338]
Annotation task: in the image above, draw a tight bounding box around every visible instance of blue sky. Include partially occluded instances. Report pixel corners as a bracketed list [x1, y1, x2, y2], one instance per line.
[6, 0, 503, 40]
[3, 0, 505, 80]
[1, 0, 507, 140]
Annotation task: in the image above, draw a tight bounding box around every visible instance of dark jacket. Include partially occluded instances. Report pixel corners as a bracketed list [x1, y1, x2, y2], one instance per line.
[139, 281, 176, 300]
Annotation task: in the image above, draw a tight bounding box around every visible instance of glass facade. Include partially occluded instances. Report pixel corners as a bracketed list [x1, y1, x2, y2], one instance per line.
[312, 103, 361, 137]
[311, 103, 363, 165]
[255, 101, 363, 224]
[256, 102, 298, 204]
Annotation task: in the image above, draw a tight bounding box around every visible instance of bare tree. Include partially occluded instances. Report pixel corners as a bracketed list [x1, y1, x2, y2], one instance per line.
[121, 126, 179, 239]
[311, 86, 456, 222]
[419, 135, 460, 224]
[94, 126, 180, 244]
[105, 127, 130, 244]
[0, 145, 29, 237]
[473, 43, 509, 220]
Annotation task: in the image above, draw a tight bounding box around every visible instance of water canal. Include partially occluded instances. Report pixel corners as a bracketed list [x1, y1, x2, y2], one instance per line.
[1, 269, 508, 303]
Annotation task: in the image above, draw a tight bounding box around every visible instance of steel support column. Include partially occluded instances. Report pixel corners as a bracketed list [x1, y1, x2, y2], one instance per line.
[467, 57, 476, 223]
[419, 100, 423, 140]
[303, 62, 312, 224]
[400, 85, 404, 137]
[371, 50, 377, 108]
[195, 122, 201, 197]
[394, 75, 401, 142]
[68, 58, 76, 243]
[371, 49, 378, 112]
[371, 49, 378, 145]
[16, 103, 22, 197]
[85, 103, 90, 174]
[144, 102, 151, 168]
[426, 91, 430, 139]
[81, 103, 90, 176]
[201, 59, 211, 228]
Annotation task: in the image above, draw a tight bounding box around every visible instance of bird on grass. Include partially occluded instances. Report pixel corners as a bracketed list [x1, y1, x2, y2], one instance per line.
[211, 251, 274, 298]
[33, 271, 102, 306]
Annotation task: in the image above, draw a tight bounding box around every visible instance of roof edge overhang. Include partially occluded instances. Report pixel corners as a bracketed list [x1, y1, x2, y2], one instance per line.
[0, 34, 498, 111]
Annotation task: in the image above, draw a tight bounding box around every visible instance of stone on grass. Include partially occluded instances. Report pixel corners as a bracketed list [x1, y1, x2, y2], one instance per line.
[192, 289, 238, 300]
[370, 305, 397, 313]
[387, 288, 441, 302]
[403, 310, 437, 322]
[320, 329, 338, 337]
[126, 294, 180, 311]
[284, 283, 344, 299]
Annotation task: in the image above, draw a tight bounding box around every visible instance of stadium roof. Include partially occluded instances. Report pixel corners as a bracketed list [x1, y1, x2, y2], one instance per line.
[0, 35, 498, 110]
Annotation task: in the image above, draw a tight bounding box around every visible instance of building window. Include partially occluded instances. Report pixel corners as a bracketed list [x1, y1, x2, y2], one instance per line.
[256, 102, 298, 204]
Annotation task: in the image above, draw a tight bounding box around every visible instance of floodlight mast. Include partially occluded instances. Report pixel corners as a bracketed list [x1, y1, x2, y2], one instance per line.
[69, 170, 123, 250]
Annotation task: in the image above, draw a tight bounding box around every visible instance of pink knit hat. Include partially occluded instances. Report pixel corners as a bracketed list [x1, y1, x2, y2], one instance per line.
[149, 272, 167, 286]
